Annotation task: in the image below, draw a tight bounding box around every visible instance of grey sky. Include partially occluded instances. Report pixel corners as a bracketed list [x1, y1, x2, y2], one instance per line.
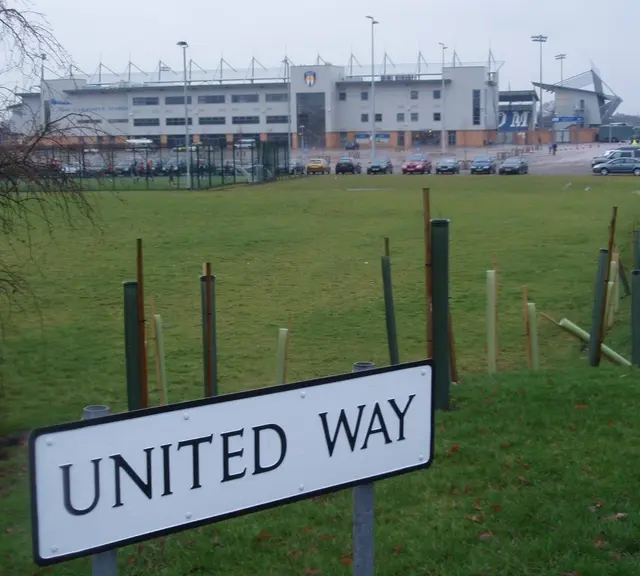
[28, 0, 639, 112]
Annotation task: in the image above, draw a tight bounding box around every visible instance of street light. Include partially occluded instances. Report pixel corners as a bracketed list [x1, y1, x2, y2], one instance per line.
[366, 15, 378, 160]
[531, 35, 547, 129]
[555, 53, 566, 85]
[177, 41, 190, 188]
[438, 42, 447, 154]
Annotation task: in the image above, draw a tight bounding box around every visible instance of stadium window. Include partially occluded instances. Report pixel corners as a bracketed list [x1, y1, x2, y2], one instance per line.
[165, 96, 192, 105]
[198, 95, 225, 104]
[361, 91, 369, 101]
[231, 94, 260, 104]
[396, 112, 405, 122]
[339, 92, 347, 101]
[266, 115, 289, 124]
[133, 118, 160, 127]
[265, 93, 288, 102]
[410, 90, 419, 100]
[108, 119, 129, 124]
[361, 113, 369, 123]
[472, 89, 481, 125]
[410, 112, 419, 122]
[132, 97, 159, 106]
[433, 90, 441, 100]
[77, 118, 102, 124]
[232, 116, 260, 124]
[375, 113, 382, 122]
[199, 117, 226, 125]
[166, 117, 193, 126]
[433, 112, 441, 122]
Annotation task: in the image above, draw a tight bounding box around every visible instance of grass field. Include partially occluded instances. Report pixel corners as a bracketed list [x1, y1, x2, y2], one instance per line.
[1, 174, 640, 575]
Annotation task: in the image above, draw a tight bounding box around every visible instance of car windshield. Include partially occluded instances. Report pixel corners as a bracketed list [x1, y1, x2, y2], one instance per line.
[503, 158, 521, 165]
[473, 157, 491, 162]
[374, 158, 388, 163]
[439, 158, 455, 164]
[408, 154, 424, 161]
[309, 159, 323, 164]
[338, 157, 352, 162]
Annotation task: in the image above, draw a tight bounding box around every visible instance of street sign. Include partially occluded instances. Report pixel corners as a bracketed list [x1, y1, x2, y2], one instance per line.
[552, 116, 584, 123]
[29, 360, 434, 566]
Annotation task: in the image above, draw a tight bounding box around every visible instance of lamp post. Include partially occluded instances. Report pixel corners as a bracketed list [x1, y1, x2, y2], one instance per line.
[555, 53, 566, 85]
[40, 53, 47, 131]
[531, 35, 547, 129]
[439, 42, 447, 154]
[177, 41, 191, 189]
[366, 15, 378, 160]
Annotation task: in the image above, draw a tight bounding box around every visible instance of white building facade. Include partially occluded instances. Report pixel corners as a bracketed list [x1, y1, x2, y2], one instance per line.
[10, 57, 501, 149]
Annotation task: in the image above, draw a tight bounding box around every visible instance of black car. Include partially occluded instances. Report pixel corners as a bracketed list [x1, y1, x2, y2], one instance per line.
[470, 156, 497, 174]
[435, 158, 461, 174]
[367, 158, 393, 174]
[345, 140, 360, 150]
[498, 157, 529, 175]
[335, 157, 362, 174]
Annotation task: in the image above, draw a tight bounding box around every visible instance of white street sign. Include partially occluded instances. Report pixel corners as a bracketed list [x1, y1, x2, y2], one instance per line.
[30, 360, 434, 565]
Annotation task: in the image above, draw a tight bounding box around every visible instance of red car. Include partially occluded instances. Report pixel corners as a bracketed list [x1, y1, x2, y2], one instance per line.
[402, 153, 432, 174]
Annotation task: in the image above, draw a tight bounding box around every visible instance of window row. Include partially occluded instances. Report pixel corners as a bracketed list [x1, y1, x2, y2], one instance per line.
[132, 115, 290, 127]
[131, 93, 288, 106]
[340, 89, 441, 102]
[359, 112, 441, 123]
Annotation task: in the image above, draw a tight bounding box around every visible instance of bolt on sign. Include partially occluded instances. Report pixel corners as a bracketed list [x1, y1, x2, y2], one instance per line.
[29, 360, 434, 565]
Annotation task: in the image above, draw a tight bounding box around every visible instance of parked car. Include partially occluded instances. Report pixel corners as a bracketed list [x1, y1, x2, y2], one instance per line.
[470, 156, 497, 174]
[367, 157, 393, 174]
[335, 157, 362, 174]
[344, 140, 360, 150]
[402, 153, 432, 174]
[592, 157, 640, 176]
[498, 157, 529, 175]
[591, 147, 640, 167]
[289, 160, 305, 175]
[435, 158, 461, 174]
[306, 158, 330, 175]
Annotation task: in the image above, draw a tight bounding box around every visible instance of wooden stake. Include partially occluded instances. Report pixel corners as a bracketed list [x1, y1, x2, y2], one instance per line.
[422, 188, 433, 358]
[204, 262, 214, 397]
[136, 238, 148, 409]
[597, 206, 617, 357]
[540, 311, 560, 325]
[522, 286, 532, 369]
[493, 255, 499, 364]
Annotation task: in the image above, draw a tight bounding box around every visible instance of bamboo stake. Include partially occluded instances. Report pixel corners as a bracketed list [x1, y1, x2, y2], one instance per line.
[136, 238, 148, 408]
[486, 270, 497, 373]
[422, 188, 433, 358]
[150, 299, 165, 406]
[204, 262, 214, 397]
[597, 207, 617, 355]
[527, 302, 540, 370]
[283, 312, 293, 383]
[523, 286, 532, 369]
[493, 255, 499, 361]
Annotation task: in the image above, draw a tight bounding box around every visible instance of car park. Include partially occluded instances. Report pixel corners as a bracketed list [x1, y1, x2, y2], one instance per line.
[470, 156, 497, 174]
[335, 157, 362, 174]
[435, 158, 460, 174]
[402, 153, 432, 174]
[306, 158, 330, 175]
[498, 157, 529, 175]
[367, 158, 393, 174]
[592, 157, 640, 176]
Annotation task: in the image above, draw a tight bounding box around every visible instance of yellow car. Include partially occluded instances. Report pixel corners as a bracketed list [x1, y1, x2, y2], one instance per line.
[306, 158, 330, 175]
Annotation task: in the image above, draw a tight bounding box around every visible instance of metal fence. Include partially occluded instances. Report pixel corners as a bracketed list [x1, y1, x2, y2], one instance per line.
[32, 141, 294, 190]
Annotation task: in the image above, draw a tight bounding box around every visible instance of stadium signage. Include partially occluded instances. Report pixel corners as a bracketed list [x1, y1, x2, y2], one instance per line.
[29, 361, 434, 566]
[498, 110, 531, 132]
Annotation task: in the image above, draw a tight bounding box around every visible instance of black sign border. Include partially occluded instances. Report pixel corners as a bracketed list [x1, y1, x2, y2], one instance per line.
[29, 359, 435, 566]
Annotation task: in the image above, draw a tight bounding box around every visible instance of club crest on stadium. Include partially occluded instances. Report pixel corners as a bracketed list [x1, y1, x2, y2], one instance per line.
[304, 71, 316, 87]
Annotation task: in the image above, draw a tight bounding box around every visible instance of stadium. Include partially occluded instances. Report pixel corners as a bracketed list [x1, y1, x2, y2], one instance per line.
[9, 50, 620, 151]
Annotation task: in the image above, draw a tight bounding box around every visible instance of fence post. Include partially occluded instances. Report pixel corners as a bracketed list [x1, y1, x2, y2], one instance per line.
[200, 270, 218, 397]
[352, 361, 376, 576]
[634, 230, 640, 271]
[632, 270, 640, 367]
[588, 248, 609, 367]
[431, 219, 451, 410]
[123, 281, 142, 410]
[381, 248, 399, 366]
[83, 405, 118, 575]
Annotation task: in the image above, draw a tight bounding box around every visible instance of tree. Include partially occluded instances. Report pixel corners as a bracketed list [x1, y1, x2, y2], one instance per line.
[0, 0, 96, 454]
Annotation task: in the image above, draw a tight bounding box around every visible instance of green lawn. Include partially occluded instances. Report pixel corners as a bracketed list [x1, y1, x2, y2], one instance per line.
[1, 175, 640, 575]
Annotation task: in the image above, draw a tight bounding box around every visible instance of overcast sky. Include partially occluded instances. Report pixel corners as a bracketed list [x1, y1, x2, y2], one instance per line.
[24, 0, 640, 112]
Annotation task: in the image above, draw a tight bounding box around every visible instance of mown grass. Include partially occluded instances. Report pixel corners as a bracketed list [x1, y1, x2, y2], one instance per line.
[1, 174, 639, 575]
